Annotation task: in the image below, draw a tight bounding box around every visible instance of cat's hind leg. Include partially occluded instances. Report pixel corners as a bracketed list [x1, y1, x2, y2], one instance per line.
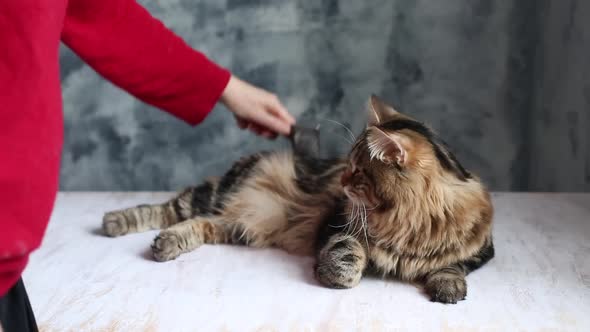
[150, 217, 248, 262]
[102, 179, 218, 237]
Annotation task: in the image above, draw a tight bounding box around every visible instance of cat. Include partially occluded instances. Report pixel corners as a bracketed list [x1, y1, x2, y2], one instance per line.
[102, 95, 494, 304]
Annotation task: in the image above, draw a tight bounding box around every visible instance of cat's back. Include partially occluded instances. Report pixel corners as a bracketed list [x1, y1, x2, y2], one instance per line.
[224, 150, 346, 198]
[216, 150, 346, 255]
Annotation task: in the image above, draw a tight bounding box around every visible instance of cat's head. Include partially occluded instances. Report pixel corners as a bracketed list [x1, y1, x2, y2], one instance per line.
[341, 95, 471, 208]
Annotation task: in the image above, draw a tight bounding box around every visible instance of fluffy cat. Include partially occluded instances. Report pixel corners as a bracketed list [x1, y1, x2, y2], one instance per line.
[102, 95, 494, 304]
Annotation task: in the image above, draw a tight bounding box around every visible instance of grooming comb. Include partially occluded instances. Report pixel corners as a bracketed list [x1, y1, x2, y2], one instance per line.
[289, 124, 321, 159]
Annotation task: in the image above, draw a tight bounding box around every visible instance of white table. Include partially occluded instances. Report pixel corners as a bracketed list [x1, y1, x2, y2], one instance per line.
[23, 193, 590, 331]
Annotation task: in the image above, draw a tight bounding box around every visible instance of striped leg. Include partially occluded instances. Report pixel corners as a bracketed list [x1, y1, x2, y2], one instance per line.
[151, 217, 246, 262]
[102, 179, 218, 237]
[102, 204, 176, 238]
[315, 234, 368, 289]
[424, 265, 467, 304]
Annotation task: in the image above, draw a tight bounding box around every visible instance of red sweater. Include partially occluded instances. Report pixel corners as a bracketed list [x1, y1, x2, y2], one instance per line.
[0, 0, 230, 295]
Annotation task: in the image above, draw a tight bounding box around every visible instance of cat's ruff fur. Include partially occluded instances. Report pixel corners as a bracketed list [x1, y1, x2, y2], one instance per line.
[102, 95, 494, 304]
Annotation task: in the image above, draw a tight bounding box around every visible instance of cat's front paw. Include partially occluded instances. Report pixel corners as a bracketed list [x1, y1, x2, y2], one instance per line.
[151, 232, 182, 262]
[315, 261, 363, 289]
[424, 276, 467, 304]
[102, 212, 128, 237]
[315, 236, 366, 289]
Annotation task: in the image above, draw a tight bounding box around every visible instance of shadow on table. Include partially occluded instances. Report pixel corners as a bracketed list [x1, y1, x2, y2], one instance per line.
[89, 227, 105, 236]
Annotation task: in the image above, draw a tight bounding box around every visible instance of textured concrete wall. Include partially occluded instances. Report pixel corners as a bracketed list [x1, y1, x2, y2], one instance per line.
[58, 0, 589, 191]
[529, 0, 590, 191]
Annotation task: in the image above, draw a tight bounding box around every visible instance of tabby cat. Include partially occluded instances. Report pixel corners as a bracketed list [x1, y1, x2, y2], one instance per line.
[102, 95, 494, 304]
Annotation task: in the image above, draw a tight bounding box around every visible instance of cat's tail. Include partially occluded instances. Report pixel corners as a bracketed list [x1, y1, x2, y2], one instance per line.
[460, 236, 495, 274]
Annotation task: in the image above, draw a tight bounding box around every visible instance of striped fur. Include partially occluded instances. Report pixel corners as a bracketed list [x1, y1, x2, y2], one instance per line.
[102, 95, 494, 303]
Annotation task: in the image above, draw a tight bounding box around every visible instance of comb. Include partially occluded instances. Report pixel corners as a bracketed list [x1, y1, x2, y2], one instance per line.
[288, 124, 321, 159]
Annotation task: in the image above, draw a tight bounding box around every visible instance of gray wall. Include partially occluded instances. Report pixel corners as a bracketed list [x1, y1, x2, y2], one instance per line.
[529, 0, 590, 191]
[59, 0, 590, 192]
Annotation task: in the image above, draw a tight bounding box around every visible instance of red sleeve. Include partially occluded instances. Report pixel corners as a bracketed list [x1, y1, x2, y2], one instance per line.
[1, 0, 65, 295]
[61, 0, 231, 125]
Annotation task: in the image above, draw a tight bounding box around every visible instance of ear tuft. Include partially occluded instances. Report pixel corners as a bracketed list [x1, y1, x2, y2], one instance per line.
[367, 128, 409, 166]
[367, 94, 400, 126]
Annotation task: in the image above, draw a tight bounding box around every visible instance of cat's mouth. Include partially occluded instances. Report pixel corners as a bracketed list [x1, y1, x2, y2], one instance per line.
[343, 186, 353, 197]
[344, 185, 379, 208]
[343, 186, 360, 201]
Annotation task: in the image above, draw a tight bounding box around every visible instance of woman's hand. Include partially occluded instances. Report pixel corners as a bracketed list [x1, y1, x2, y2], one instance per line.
[220, 75, 295, 139]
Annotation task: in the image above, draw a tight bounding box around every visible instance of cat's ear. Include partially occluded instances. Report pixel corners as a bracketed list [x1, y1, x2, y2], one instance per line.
[367, 94, 399, 126]
[367, 127, 411, 166]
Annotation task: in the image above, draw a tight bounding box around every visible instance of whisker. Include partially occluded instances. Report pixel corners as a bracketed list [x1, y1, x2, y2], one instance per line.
[344, 203, 356, 236]
[360, 202, 370, 250]
[348, 204, 362, 238]
[349, 203, 356, 221]
[362, 202, 378, 238]
[364, 203, 381, 211]
[325, 131, 353, 145]
[322, 118, 356, 142]
[349, 221, 361, 238]
[336, 134, 353, 145]
[350, 211, 365, 239]
[352, 204, 362, 237]
[330, 216, 355, 229]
